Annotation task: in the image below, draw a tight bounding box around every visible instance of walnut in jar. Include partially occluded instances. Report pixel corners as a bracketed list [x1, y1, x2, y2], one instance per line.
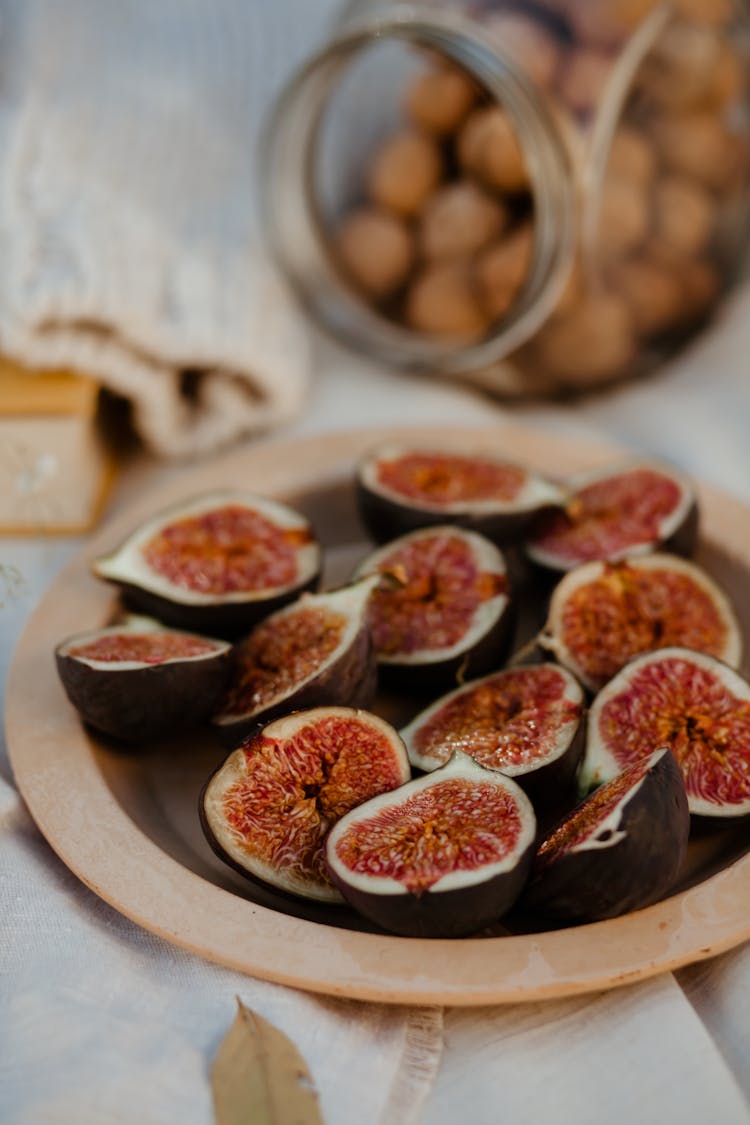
[475, 225, 534, 320]
[406, 262, 489, 340]
[652, 112, 739, 192]
[419, 181, 509, 263]
[606, 127, 657, 190]
[405, 62, 478, 135]
[335, 208, 415, 299]
[652, 176, 716, 260]
[367, 131, 443, 218]
[595, 175, 651, 262]
[457, 107, 529, 194]
[612, 256, 686, 336]
[533, 295, 636, 388]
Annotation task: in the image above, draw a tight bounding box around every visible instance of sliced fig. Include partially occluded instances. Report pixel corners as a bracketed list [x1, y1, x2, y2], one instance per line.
[357, 443, 565, 545]
[526, 460, 697, 574]
[582, 647, 750, 818]
[540, 554, 742, 693]
[212, 576, 379, 744]
[352, 526, 513, 691]
[93, 492, 321, 637]
[55, 617, 232, 741]
[200, 707, 410, 902]
[523, 747, 689, 922]
[401, 664, 584, 802]
[326, 751, 536, 937]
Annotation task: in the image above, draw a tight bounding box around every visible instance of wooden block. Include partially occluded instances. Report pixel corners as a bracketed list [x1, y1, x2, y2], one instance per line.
[0, 361, 116, 534]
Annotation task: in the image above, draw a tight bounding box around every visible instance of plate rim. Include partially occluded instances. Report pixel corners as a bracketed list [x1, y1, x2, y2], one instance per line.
[7, 422, 750, 1005]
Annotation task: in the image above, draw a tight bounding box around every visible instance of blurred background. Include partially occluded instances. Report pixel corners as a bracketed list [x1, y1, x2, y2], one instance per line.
[1, 0, 750, 533]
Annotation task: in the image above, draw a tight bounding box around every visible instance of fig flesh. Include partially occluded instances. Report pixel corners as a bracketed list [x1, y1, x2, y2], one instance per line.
[212, 576, 379, 744]
[353, 525, 513, 690]
[93, 492, 321, 637]
[582, 647, 750, 818]
[55, 618, 232, 741]
[540, 554, 742, 693]
[326, 751, 536, 937]
[401, 664, 584, 802]
[523, 747, 689, 922]
[200, 707, 411, 902]
[357, 443, 565, 545]
[526, 460, 697, 574]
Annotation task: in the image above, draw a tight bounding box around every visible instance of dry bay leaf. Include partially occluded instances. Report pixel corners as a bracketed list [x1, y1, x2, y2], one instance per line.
[211, 998, 324, 1125]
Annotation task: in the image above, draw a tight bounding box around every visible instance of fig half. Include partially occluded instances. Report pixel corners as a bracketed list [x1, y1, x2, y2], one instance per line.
[526, 460, 697, 574]
[353, 525, 513, 690]
[357, 443, 565, 544]
[55, 618, 232, 741]
[540, 554, 742, 692]
[212, 576, 379, 744]
[93, 492, 321, 637]
[401, 664, 584, 802]
[326, 751, 536, 937]
[200, 707, 411, 902]
[523, 747, 689, 922]
[582, 647, 750, 818]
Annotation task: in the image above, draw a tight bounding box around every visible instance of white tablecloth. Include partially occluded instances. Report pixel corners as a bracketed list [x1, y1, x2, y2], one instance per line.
[3, 308, 750, 1123]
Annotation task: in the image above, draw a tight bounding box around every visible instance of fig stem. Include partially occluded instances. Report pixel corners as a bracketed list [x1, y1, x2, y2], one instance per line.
[506, 633, 543, 668]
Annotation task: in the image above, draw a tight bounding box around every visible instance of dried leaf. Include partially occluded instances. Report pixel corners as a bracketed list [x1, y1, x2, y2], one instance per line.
[211, 998, 324, 1125]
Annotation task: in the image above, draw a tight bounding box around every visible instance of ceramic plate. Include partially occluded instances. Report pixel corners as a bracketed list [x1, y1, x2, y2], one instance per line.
[7, 424, 750, 1004]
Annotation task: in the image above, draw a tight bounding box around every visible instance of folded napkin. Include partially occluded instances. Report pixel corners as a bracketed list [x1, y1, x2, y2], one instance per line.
[0, 0, 341, 458]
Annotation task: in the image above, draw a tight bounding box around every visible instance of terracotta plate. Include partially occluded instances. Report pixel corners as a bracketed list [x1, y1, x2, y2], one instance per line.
[7, 425, 750, 1005]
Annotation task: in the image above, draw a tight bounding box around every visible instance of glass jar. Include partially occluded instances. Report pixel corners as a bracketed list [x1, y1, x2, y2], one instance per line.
[262, 0, 750, 396]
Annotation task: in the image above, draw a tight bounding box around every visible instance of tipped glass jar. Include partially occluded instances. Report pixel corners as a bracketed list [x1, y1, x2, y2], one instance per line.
[263, 0, 750, 396]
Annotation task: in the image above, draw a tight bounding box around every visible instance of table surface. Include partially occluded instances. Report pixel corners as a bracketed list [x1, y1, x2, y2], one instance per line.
[3, 325, 750, 1125]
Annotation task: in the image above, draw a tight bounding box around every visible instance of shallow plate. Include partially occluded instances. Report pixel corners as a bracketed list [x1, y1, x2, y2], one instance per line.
[7, 424, 750, 1005]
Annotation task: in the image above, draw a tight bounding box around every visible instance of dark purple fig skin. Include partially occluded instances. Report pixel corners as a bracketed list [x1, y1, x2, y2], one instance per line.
[348, 637, 379, 709]
[328, 846, 535, 938]
[521, 749, 689, 922]
[354, 525, 515, 694]
[402, 664, 586, 816]
[326, 753, 537, 937]
[92, 493, 322, 639]
[213, 629, 376, 747]
[108, 572, 321, 640]
[56, 640, 232, 743]
[200, 707, 411, 905]
[509, 711, 585, 814]
[666, 499, 699, 559]
[356, 475, 561, 548]
[527, 497, 699, 580]
[377, 597, 516, 696]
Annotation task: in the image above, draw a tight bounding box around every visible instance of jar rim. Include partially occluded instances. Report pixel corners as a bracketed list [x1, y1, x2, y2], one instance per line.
[260, 7, 578, 375]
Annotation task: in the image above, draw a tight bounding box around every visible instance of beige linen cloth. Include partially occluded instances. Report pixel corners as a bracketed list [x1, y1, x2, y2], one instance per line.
[0, 0, 337, 457]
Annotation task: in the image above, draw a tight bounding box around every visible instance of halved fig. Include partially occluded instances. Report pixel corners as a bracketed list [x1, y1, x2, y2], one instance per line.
[540, 554, 742, 693]
[357, 443, 565, 545]
[55, 617, 232, 741]
[352, 526, 513, 691]
[93, 492, 321, 637]
[401, 664, 584, 801]
[522, 747, 689, 922]
[326, 751, 536, 937]
[526, 460, 697, 574]
[582, 647, 750, 818]
[212, 576, 379, 744]
[200, 707, 410, 902]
